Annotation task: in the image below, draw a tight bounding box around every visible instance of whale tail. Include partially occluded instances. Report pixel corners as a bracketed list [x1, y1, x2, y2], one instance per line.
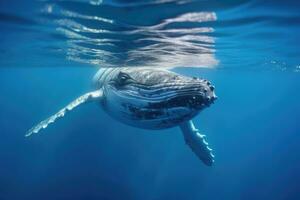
[180, 120, 214, 166]
[26, 90, 103, 137]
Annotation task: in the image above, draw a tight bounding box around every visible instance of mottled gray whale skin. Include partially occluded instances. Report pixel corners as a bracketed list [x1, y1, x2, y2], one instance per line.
[27, 67, 217, 166]
[94, 68, 217, 130]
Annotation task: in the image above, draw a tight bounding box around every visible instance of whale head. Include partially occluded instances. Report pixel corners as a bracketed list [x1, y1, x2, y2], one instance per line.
[95, 68, 217, 129]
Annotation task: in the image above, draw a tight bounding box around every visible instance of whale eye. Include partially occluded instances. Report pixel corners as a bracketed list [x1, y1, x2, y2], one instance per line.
[116, 72, 132, 86]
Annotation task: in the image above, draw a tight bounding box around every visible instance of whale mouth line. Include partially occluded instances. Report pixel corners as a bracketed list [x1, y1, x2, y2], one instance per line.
[114, 81, 208, 90]
[106, 84, 215, 111]
[107, 84, 207, 102]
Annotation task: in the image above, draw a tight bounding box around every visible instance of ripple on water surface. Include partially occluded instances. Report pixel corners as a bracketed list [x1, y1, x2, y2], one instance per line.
[0, 0, 299, 71]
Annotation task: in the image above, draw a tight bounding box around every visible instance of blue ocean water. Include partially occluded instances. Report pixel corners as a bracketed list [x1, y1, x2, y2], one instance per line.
[0, 0, 300, 199]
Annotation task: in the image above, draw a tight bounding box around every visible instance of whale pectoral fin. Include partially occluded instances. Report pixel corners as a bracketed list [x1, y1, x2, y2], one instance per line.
[179, 120, 214, 166]
[26, 89, 103, 137]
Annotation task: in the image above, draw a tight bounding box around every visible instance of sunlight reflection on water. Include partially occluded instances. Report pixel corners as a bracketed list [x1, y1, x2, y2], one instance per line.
[41, 1, 218, 68]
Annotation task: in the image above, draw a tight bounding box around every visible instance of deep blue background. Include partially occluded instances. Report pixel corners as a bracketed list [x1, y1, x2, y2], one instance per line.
[0, 68, 300, 200]
[1, 0, 300, 199]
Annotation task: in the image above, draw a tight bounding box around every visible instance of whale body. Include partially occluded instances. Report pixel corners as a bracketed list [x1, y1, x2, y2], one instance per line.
[27, 67, 217, 166]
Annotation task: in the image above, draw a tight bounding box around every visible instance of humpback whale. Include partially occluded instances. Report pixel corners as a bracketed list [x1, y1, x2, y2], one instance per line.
[27, 67, 217, 166]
